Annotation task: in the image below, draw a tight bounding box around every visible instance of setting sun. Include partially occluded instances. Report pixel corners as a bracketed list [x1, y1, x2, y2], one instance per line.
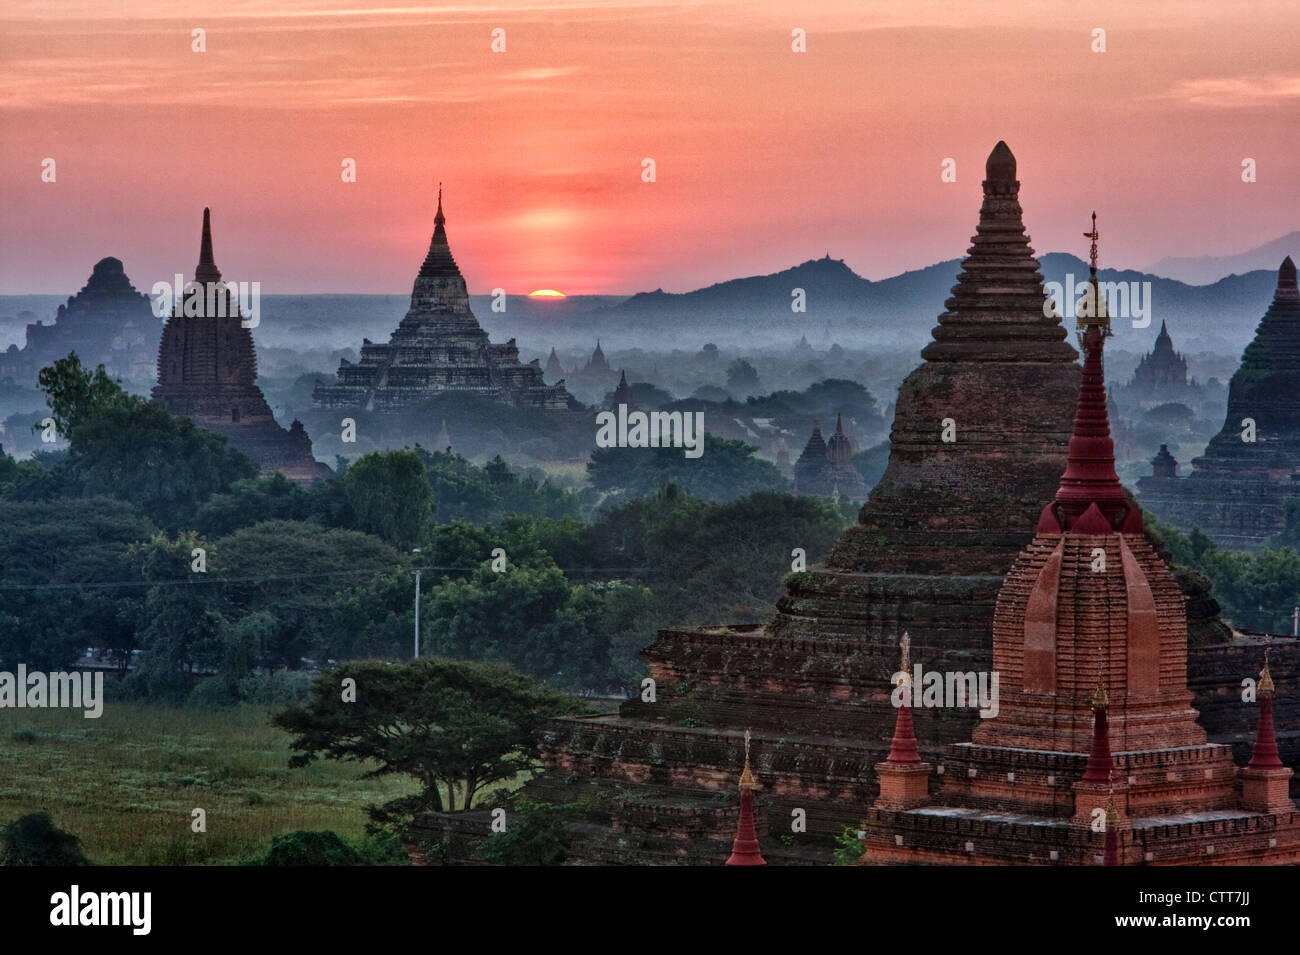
[528, 289, 566, 298]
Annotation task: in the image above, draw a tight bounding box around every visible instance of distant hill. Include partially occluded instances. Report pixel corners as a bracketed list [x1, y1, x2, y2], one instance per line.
[592, 252, 1280, 356]
[1148, 232, 1300, 285]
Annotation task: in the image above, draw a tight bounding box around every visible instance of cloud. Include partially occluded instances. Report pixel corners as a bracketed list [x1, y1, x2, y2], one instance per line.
[1170, 74, 1300, 108]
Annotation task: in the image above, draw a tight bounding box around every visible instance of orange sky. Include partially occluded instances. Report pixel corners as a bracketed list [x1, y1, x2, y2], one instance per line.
[1, 0, 1297, 294]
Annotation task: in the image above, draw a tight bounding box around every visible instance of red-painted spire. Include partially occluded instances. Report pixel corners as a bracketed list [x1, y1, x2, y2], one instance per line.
[1037, 216, 1141, 535]
[1102, 795, 1120, 866]
[886, 632, 922, 764]
[1248, 654, 1284, 770]
[726, 730, 766, 866]
[1082, 679, 1114, 784]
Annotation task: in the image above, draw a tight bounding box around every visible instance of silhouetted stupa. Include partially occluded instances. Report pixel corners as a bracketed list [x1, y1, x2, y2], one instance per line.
[313, 190, 577, 414]
[1139, 258, 1300, 549]
[1, 257, 159, 385]
[152, 209, 330, 484]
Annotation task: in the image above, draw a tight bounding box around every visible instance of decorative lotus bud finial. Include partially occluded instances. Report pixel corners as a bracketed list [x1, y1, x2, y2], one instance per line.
[1260, 645, 1275, 694]
[899, 631, 912, 688]
[738, 728, 757, 790]
[1092, 675, 1109, 709]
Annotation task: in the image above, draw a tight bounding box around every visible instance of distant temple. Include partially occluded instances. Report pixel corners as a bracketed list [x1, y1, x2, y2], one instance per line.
[585, 340, 610, 374]
[313, 190, 578, 413]
[611, 370, 633, 411]
[1120, 319, 1202, 408]
[1138, 258, 1300, 549]
[793, 416, 867, 501]
[152, 209, 330, 484]
[1, 257, 159, 385]
[545, 348, 565, 383]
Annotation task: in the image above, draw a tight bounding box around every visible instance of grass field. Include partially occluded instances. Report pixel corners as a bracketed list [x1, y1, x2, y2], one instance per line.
[0, 703, 420, 865]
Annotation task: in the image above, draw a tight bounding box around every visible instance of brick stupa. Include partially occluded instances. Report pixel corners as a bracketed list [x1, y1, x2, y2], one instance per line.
[1139, 257, 1300, 550]
[507, 142, 1087, 864]
[313, 189, 578, 414]
[1, 257, 160, 385]
[860, 228, 1300, 866]
[152, 209, 330, 484]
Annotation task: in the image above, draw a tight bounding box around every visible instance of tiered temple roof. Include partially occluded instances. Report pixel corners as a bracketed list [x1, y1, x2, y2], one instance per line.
[1138, 258, 1300, 549]
[312, 190, 577, 414]
[152, 209, 330, 484]
[0, 257, 160, 384]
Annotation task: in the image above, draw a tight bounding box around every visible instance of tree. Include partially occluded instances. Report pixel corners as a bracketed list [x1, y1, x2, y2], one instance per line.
[0, 497, 156, 671]
[0, 813, 90, 866]
[124, 531, 229, 701]
[273, 658, 582, 822]
[424, 559, 612, 690]
[473, 796, 575, 866]
[341, 450, 434, 549]
[260, 830, 364, 866]
[37, 353, 142, 440]
[214, 520, 403, 668]
[587, 434, 787, 503]
[726, 358, 760, 395]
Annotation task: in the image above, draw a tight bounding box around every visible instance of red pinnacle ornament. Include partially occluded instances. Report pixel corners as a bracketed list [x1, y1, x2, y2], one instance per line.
[886, 633, 921, 764]
[726, 730, 766, 866]
[1248, 659, 1284, 770]
[1082, 680, 1114, 784]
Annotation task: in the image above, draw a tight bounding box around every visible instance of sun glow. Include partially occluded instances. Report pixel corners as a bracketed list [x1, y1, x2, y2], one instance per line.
[528, 289, 566, 298]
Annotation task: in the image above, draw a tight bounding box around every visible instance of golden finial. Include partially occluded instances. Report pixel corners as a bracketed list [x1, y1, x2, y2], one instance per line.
[1261, 645, 1275, 694]
[1077, 211, 1111, 349]
[898, 632, 912, 687]
[1105, 790, 1119, 825]
[1092, 675, 1109, 709]
[738, 728, 757, 790]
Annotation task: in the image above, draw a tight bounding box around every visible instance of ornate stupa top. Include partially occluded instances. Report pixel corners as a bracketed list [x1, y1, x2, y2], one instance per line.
[1261, 646, 1275, 694]
[1076, 211, 1111, 350]
[1036, 214, 1140, 536]
[738, 728, 758, 790]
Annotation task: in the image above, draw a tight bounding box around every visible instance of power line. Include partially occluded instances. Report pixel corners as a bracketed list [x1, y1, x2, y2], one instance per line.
[0, 564, 655, 592]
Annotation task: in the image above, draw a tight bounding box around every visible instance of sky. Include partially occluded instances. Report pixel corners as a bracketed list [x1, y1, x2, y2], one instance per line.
[1, 0, 1297, 295]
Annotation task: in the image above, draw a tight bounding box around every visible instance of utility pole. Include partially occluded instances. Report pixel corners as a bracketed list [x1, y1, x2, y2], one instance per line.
[412, 548, 423, 659]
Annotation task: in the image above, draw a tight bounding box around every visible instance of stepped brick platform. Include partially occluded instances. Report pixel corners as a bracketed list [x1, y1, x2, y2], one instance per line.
[1139, 258, 1300, 550]
[152, 209, 330, 484]
[314, 190, 579, 415]
[860, 250, 1300, 865]
[1, 256, 160, 385]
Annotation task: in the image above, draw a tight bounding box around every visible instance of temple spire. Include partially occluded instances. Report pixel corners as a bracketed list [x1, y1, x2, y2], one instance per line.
[1102, 793, 1121, 865]
[885, 633, 921, 764]
[1081, 676, 1114, 784]
[419, 184, 460, 278]
[1038, 215, 1138, 535]
[1276, 255, 1299, 305]
[195, 207, 221, 284]
[725, 729, 766, 866]
[1248, 649, 1284, 770]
